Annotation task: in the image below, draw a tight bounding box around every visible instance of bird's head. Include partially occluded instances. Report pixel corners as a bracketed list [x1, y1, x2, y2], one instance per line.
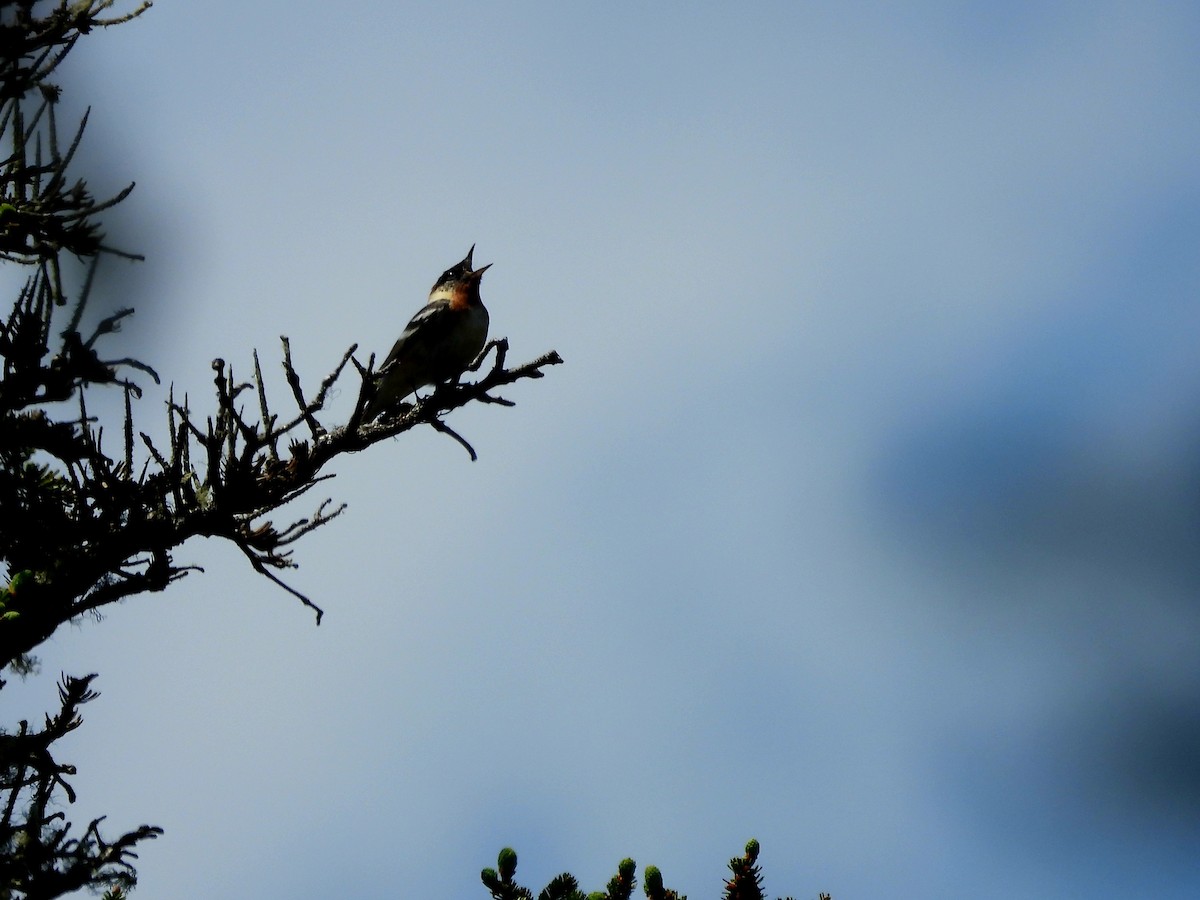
[429, 245, 476, 296]
[430, 245, 492, 307]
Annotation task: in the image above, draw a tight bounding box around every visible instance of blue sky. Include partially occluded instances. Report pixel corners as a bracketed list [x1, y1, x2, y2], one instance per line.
[5, 2, 1200, 897]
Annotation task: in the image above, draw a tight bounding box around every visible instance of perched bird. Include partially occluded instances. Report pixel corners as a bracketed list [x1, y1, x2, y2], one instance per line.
[363, 246, 491, 420]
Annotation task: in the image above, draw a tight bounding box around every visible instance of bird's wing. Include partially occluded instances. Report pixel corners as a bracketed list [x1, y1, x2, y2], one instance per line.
[376, 299, 457, 372]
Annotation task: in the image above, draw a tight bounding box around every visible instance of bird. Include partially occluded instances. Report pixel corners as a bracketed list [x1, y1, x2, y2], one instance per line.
[363, 246, 491, 420]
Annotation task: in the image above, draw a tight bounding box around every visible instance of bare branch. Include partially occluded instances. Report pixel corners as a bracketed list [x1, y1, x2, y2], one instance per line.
[280, 335, 323, 438]
[273, 498, 348, 546]
[95, 2, 156, 28]
[252, 349, 278, 459]
[428, 418, 478, 461]
[123, 383, 133, 474]
[235, 542, 325, 625]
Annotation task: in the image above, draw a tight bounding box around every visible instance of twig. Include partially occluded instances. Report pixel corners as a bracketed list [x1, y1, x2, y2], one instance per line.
[123, 384, 133, 474]
[235, 543, 324, 625]
[104, 356, 160, 383]
[252, 349, 278, 459]
[428, 418, 478, 461]
[95, 1, 156, 28]
[280, 335, 323, 438]
[273, 498, 348, 546]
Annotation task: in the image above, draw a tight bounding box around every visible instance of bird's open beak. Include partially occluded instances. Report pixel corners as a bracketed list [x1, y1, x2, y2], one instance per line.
[468, 262, 492, 280]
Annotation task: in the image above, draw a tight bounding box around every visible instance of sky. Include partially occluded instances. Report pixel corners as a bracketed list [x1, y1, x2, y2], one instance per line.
[4, 1, 1200, 897]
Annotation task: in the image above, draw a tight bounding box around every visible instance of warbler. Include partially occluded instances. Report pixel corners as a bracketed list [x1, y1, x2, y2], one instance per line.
[363, 246, 491, 420]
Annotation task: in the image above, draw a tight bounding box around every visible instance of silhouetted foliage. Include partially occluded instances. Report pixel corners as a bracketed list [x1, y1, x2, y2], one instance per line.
[481, 841, 820, 900]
